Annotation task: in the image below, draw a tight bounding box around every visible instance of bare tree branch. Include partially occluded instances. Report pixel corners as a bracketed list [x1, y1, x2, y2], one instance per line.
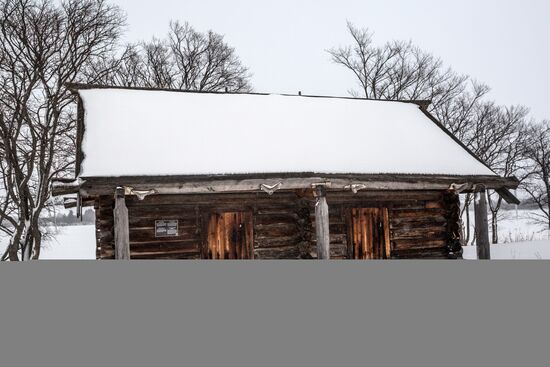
[89, 20, 252, 92]
[0, 0, 125, 260]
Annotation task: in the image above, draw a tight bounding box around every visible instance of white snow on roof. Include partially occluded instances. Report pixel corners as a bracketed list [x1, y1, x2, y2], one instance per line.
[78, 88, 495, 177]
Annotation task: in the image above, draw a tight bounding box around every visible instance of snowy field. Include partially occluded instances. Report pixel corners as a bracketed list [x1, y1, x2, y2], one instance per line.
[0, 225, 96, 260]
[463, 241, 550, 260]
[38, 225, 97, 260]
[477, 209, 549, 243]
[460, 209, 549, 259]
[0, 209, 548, 260]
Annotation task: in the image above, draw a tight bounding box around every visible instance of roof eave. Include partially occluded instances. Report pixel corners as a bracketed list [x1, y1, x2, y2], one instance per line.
[52, 173, 520, 204]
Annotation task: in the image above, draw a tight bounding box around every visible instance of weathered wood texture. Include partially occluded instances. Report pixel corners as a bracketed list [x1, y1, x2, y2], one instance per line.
[207, 212, 253, 259]
[475, 190, 491, 260]
[94, 190, 460, 260]
[314, 187, 330, 260]
[348, 208, 391, 259]
[113, 188, 130, 260]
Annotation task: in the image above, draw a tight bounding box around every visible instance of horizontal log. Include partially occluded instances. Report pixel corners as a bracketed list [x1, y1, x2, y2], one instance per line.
[255, 235, 304, 249]
[132, 253, 201, 260]
[130, 228, 199, 242]
[124, 192, 302, 206]
[128, 242, 199, 253]
[390, 215, 448, 226]
[254, 213, 300, 225]
[256, 230, 300, 239]
[51, 179, 85, 196]
[330, 244, 348, 257]
[425, 201, 445, 209]
[390, 208, 447, 218]
[255, 225, 300, 238]
[102, 249, 201, 260]
[99, 216, 199, 230]
[392, 247, 449, 259]
[79, 173, 519, 198]
[391, 230, 447, 241]
[329, 223, 347, 234]
[254, 245, 302, 259]
[256, 208, 306, 215]
[307, 245, 348, 259]
[64, 198, 95, 209]
[391, 225, 447, 237]
[392, 239, 447, 251]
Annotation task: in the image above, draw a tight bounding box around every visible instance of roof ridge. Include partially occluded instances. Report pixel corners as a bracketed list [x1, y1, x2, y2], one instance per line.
[66, 82, 431, 107]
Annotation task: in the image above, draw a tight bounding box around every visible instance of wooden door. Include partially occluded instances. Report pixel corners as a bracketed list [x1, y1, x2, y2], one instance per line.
[348, 208, 391, 259]
[206, 212, 254, 259]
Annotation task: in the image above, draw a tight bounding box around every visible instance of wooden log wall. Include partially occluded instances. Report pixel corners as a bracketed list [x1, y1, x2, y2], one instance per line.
[93, 190, 461, 260]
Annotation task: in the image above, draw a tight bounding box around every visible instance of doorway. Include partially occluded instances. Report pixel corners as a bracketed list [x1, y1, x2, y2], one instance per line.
[206, 212, 254, 259]
[347, 208, 391, 259]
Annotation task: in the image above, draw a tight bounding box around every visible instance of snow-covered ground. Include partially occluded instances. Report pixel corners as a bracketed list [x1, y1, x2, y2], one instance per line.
[463, 241, 550, 260]
[459, 209, 549, 259]
[0, 225, 97, 260]
[39, 225, 96, 260]
[464, 209, 549, 244]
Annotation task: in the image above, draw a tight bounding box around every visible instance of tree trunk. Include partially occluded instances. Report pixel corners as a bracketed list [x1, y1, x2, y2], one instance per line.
[491, 211, 498, 244]
[461, 194, 472, 246]
[8, 225, 24, 261]
[465, 204, 471, 245]
[32, 225, 42, 260]
[8, 239, 19, 261]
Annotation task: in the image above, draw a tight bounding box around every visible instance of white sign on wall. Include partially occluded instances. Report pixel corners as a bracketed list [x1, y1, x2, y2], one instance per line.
[155, 220, 179, 238]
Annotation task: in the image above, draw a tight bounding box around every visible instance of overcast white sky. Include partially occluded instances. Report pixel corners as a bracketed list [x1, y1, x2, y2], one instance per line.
[111, 0, 549, 121]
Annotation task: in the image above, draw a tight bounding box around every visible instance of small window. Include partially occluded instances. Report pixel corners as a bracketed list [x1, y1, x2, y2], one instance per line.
[206, 212, 254, 259]
[347, 208, 391, 259]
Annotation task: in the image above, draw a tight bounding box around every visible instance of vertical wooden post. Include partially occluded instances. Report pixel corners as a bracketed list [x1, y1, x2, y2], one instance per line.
[474, 189, 490, 260]
[114, 187, 130, 260]
[314, 186, 330, 260]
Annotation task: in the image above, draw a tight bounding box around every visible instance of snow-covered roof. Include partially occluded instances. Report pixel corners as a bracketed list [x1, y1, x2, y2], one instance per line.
[77, 88, 496, 178]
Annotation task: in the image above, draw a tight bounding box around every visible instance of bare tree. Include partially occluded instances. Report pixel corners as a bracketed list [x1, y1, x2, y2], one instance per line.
[482, 106, 529, 243]
[328, 22, 469, 115]
[90, 21, 252, 92]
[435, 83, 490, 245]
[0, 0, 125, 261]
[329, 22, 533, 245]
[523, 121, 550, 231]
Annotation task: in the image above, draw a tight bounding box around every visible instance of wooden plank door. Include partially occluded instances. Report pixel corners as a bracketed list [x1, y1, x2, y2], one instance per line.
[348, 208, 391, 259]
[207, 212, 254, 259]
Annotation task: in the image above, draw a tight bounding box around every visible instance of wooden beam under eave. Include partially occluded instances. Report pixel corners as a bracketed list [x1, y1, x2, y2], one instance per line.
[63, 197, 95, 209]
[78, 175, 519, 197]
[51, 179, 84, 196]
[496, 188, 521, 205]
[114, 187, 130, 260]
[314, 186, 330, 260]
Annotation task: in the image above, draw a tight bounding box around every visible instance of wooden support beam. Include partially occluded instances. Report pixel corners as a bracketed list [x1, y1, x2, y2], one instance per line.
[76, 174, 520, 197]
[474, 189, 491, 260]
[63, 197, 95, 209]
[114, 187, 130, 260]
[314, 186, 330, 260]
[496, 188, 521, 205]
[51, 178, 84, 196]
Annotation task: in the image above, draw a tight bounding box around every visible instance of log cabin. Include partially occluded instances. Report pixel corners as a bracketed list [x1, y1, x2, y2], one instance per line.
[52, 84, 520, 260]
